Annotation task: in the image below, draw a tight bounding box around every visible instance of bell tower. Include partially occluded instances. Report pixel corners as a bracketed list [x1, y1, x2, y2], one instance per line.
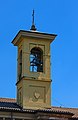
[12, 12, 57, 109]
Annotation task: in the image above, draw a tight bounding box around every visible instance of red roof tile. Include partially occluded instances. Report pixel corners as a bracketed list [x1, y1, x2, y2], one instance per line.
[0, 98, 16, 103]
[0, 98, 78, 118]
[52, 106, 78, 118]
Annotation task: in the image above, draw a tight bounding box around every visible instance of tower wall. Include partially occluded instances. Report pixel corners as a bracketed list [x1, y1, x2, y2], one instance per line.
[12, 30, 56, 109]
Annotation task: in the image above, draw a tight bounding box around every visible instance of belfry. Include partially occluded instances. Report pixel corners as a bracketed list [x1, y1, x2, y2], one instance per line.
[12, 11, 57, 109]
[0, 11, 77, 120]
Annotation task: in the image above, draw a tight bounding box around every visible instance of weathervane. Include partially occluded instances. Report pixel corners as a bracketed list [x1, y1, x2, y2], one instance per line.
[30, 9, 37, 31]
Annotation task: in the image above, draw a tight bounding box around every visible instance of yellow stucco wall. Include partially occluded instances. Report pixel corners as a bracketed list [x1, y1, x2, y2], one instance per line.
[15, 31, 53, 109]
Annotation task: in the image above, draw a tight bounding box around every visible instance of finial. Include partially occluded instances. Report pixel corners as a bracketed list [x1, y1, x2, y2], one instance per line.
[30, 9, 37, 31]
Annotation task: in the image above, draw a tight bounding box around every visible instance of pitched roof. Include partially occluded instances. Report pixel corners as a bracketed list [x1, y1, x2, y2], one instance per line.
[0, 98, 78, 118]
[52, 106, 78, 118]
[0, 98, 34, 113]
[0, 98, 16, 103]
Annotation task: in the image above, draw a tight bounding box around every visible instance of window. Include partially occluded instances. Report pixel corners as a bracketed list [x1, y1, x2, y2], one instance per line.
[15, 119, 23, 120]
[5, 118, 11, 120]
[17, 88, 22, 105]
[30, 47, 43, 72]
[19, 50, 22, 80]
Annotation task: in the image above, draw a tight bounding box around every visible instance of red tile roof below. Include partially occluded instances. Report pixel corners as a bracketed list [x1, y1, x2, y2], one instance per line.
[0, 98, 16, 103]
[52, 106, 78, 118]
[0, 98, 78, 118]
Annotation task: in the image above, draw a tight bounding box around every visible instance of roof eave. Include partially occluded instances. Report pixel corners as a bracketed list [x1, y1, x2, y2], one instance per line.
[11, 30, 57, 46]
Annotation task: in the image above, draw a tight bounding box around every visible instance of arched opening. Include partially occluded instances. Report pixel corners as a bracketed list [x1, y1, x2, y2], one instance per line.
[30, 47, 43, 72]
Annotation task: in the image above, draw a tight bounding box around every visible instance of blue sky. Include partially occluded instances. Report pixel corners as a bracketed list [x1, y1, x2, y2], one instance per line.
[0, 0, 78, 108]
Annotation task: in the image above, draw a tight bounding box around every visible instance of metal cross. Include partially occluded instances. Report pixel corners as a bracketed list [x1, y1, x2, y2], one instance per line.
[32, 9, 35, 25]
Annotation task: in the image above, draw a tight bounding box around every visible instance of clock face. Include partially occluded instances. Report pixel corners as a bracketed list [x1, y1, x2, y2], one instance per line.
[30, 48, 43, 72]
